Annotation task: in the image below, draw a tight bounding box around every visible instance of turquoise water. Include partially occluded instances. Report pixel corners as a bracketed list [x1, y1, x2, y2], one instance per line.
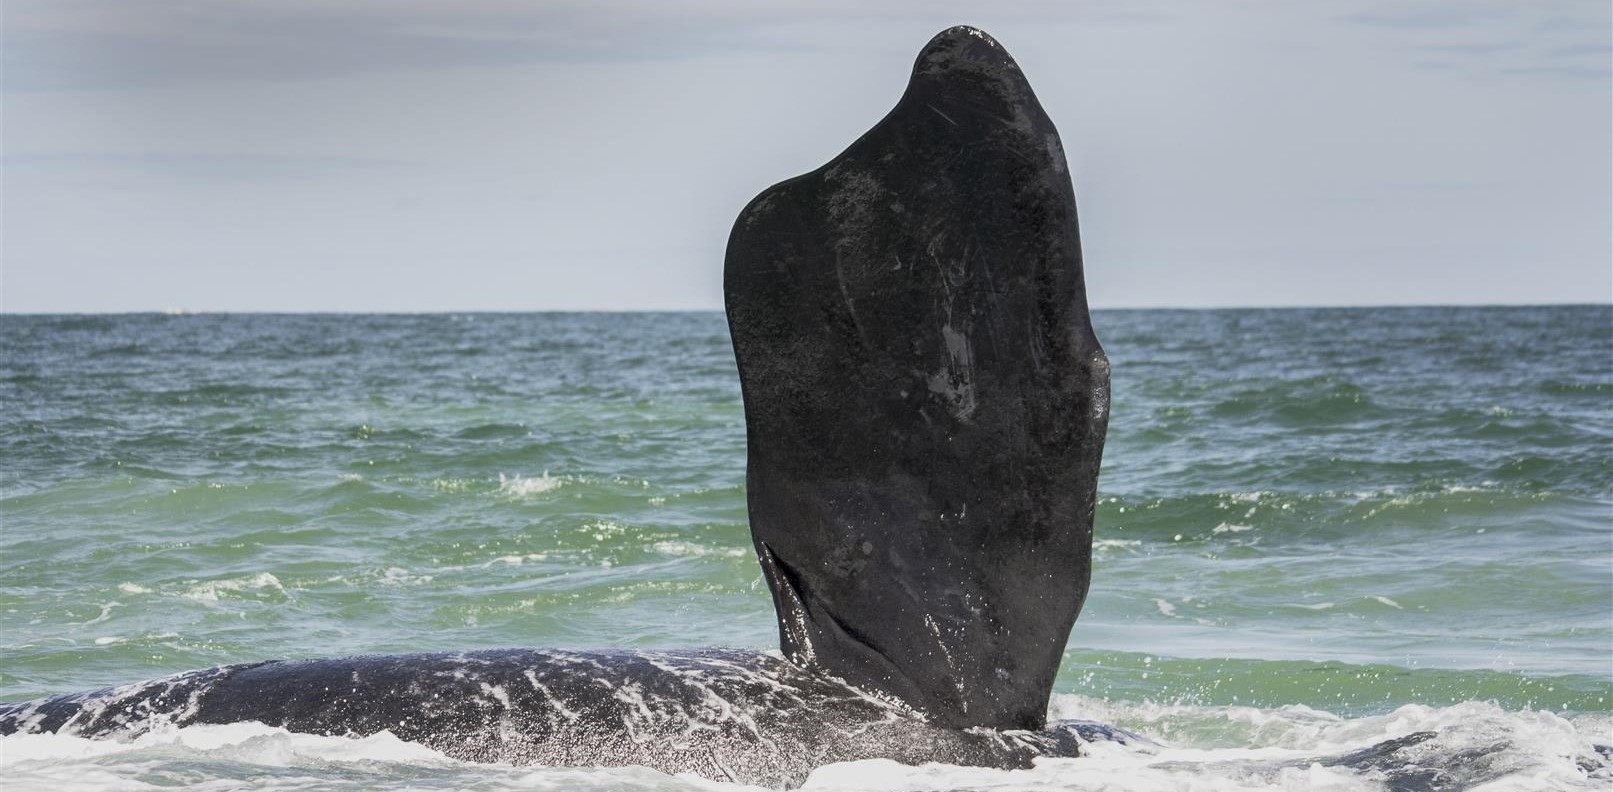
[1, 306, 1609, 789]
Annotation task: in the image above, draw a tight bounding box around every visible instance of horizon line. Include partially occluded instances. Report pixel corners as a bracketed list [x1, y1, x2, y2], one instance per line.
[2, 300, 1610, 317]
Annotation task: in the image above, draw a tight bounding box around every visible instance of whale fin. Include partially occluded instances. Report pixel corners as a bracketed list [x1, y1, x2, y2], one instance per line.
[724, 26, 1109, 731]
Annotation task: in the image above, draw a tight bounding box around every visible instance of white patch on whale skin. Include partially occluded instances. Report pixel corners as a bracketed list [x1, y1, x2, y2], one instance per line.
[521, 669, 580, 723]
[477, 682, 511, 710]
[926, 324, 977, 421]
[23, 666, 239, 738]
[920, 614, 968, 708]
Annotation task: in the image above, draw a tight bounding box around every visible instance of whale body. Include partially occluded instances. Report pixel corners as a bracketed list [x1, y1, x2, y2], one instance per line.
[0, 648, 1127, 787]
[3, 26, 1115, 787]
[3, 27, 1601, 791]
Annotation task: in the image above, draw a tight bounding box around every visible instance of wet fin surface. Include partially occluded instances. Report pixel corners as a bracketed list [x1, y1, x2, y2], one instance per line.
[724, 26, 1109, 730]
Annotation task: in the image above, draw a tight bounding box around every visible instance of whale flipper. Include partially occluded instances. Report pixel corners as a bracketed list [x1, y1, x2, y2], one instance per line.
[725, 26, 1109, 731]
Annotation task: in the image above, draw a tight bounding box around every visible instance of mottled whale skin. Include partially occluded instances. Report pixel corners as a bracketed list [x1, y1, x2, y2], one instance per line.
[0, 649, 1113, 787]
[3, 26, 1117, 788]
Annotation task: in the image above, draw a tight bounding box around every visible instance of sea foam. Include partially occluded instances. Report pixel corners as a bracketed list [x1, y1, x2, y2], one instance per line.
[2, 699, 1604, 791]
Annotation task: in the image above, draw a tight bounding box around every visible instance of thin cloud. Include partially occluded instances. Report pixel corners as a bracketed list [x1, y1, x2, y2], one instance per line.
[1546, 43, 1613, 57]
[6, 153, 413, 182]
[1344, 7, 1501, 30]
[2, 1, 1607, 311]
[1497, 64, 1613, 81]
[1340, 0, 1609, 84]
[3, 0, 1169, 92]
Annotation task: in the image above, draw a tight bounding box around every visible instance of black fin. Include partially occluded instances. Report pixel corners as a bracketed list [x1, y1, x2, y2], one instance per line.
[724, 26, 1109, 730]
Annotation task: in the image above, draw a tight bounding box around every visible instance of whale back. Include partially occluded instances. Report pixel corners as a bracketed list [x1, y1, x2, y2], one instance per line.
[724, 26, 1109, 730]
[0, 649, 1074, 787]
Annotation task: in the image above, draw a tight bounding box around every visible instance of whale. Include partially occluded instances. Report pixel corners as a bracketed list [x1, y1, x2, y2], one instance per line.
[0, 649, 1116, 786]
[3, 25, 1112, 787]
[0, 26, 1545, 791]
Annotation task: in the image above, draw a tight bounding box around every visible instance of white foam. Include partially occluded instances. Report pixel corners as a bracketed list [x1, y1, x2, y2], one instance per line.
[801, 754, 1370, 791]
[0, 721, 453, 768]
[77, 602, 121, 626]
[498, 472, 562, 497]
[1046, 695, 1607, 790]
[182, 572, 285, 602]
[650, 541, 747, 558]
[1094, 539, 1143, 551]
[379, 566, 434, 585]
[1283, 601, 1335, 610]
[1, 699, 1604, 791]
[1443, 481, 1501, 493]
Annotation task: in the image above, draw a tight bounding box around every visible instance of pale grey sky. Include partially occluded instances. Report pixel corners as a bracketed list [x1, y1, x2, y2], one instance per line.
[3, 1, 1609, 312]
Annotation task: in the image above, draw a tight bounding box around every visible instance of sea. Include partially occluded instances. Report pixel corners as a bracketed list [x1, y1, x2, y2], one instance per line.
[1, 306, 1608, 791]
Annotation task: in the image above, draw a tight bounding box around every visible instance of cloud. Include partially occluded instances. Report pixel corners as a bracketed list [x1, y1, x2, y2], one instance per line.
[5, 153, 412, 182]
[1546, 43, 1613, 57]
[1343, 5, 1502, 30]
[1496, 64, 1613, 81]
[1338, 0, 1609, 84]
[3, 0, 1166, 92]
[4, 2, 736, 91]
[1417, 42, 1521, 55]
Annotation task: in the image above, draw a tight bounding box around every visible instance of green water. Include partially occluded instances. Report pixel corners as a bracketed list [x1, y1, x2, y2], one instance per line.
[1, 307, 1610, 788]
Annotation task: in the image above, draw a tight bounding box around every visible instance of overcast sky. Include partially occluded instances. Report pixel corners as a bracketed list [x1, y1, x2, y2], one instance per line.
[3, 1, 1609, 312]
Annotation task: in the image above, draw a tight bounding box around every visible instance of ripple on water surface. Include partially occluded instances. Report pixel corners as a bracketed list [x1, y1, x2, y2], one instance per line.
[0, 307, 1609, 789]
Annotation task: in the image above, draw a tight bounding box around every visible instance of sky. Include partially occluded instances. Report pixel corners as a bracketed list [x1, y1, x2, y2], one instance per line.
[3, 1, 1609, 312]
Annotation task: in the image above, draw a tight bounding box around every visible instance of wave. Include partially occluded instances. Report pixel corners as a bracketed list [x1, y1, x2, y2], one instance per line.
[496, 471, 565, 497]
[1092, 485, 1609, 544]
[1055, 650, 1612, 715]
[1, 699, 1605, 790]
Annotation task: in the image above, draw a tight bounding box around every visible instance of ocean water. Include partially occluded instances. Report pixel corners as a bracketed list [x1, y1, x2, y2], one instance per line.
[0, 306, 1608, 790]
